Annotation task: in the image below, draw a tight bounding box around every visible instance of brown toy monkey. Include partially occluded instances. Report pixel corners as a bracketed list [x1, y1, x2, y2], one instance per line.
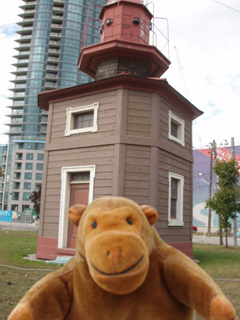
[8, 197, 238, 320]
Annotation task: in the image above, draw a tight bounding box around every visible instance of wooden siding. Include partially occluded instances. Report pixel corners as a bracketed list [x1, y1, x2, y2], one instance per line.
[127, 91, 152, 137]
[124, 145, 151, 205]
[156, 148, 192, 242]
[159, 97, 192, 151]
[41, 145, 115, 238]
[49, 91, 118, 142]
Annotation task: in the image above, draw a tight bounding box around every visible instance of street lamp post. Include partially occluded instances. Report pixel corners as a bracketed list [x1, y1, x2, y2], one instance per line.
[208, 140, 217, 237]
[231, 137, 238, 247]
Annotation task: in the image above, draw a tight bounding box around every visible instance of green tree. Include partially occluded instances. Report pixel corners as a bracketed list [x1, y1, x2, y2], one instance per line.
[206, 159, 240, 247]
[29, 183, 42, 217]
[0, 167, 2, 177]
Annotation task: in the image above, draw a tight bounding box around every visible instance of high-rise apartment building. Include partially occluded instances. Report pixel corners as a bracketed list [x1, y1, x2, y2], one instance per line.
[0, 144, 7, 210]
[3, 0, 106, 212]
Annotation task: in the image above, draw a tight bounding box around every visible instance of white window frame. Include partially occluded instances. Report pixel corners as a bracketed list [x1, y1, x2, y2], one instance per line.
[58, 165, 96, 249]
[168, 172, 184, 226]
[168, 111, 185, 147]
[65, 102, 99, 136]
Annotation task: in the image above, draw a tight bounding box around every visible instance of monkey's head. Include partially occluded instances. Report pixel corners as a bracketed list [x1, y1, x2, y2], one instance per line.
[68, 197, 158, 295]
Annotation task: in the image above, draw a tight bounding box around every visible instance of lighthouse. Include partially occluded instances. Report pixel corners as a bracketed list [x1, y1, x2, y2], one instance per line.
[37, 0, 202, 260]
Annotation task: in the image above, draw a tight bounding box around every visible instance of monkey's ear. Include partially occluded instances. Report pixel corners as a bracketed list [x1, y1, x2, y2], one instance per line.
[68, 204, 87, 227]
[140, 205, 158, 225]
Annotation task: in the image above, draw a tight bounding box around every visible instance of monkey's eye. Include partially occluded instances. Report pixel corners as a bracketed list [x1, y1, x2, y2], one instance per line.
[91, 221, 97, 229]
[126, 217, 133, 225]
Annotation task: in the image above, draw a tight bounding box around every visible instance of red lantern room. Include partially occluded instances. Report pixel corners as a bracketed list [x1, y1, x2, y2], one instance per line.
[78, 0, 170, 80]
[99, 0, 152, 45]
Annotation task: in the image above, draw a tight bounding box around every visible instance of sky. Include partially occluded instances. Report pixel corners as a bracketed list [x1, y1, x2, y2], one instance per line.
[0, 0, 239, 149]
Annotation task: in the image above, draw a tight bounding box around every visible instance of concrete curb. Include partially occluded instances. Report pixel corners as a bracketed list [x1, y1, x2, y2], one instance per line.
[0, 221, 39, 231]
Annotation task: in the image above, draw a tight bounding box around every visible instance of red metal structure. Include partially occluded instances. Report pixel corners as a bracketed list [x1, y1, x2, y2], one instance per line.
[78, 0, 170, 79]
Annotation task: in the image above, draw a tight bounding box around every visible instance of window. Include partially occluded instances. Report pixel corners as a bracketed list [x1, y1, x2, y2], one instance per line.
[25, 163, 33, 170]
[25, 172, 32, 180]
[168, 172, 184, 226]
[168, 111, 185, 146]
[65, 102, 99, 136]
[36, 173, 42, 181]
[12, 193, 19, 201]
[23, 193, 31, 201]
[14, 172, 21, 180]
[74, 111, 93, 129]
[24, 182, 31, 190]
[26, 153, 34, 160]
[15, 153, 23, 161]
[37, 153, 44, 161]
[36, 163, 43, 171]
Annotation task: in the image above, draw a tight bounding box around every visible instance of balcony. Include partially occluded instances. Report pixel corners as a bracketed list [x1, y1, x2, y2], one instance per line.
[7, 111, 23, 118]
[14, 51, 30, 57]
[45, 82, 57, 89]
[45, 73, 57, 80]
[50, 32, 61, 39]
[7, 119, 23, 126]
[12, 67, 28, 75]
[9, 85, 26, 92]
[6, 129, 22, 135]
[12, 101, 24, 107]
[20, 1, 36, 9]
[52, 7, 64, 12]
[40, 127, 47, 133]
[49, 40, 61, 47]
[17, 26, 33, 35]
[52, 15, 63, 21]
[12, 59, 29, 66]
[46, 64, 58, 71]
[51, 23, 62, 30]
[12, 136, 46, 142]
[47, 56, 59, 64]
[14, 43, 31, 51]
[41, 119, 48, 124]
[48, 48, 60, 55]
[11, 76, 27, 84]
[13, 183, 20, 190]
[19, 9, 35, 17]
[9, 92, 25, 98]
[15, 35, 32, 43]
[17, 17, 34, 25]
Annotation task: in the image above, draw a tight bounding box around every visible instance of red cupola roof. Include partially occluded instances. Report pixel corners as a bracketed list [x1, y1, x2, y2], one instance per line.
[105, 0, 143, 5]
[78, 0, 170, 80]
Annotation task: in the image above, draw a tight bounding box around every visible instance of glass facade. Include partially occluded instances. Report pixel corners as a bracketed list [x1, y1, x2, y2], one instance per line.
[4, 0, 105, 211]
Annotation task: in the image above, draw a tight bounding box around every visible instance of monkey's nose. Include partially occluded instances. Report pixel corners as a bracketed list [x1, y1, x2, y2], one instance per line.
[106, 248, 122, 266]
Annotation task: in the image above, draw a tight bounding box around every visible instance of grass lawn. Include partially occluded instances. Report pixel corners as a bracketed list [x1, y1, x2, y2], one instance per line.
[0, 230, 60, 319]
[193, 244, 240, 320]
[0, 230, 239, 319]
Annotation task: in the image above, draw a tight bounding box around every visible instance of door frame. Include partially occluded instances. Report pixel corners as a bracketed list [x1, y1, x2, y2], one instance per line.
[58, 165, 95, 249]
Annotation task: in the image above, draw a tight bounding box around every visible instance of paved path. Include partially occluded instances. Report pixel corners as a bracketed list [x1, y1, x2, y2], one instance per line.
[0, 221, 39, 231]
[193, 234, 240, 246]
